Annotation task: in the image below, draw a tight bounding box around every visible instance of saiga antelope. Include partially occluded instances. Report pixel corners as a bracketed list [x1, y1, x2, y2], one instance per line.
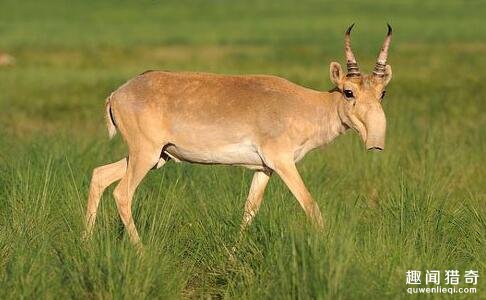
[0, 52, 15, 66]
[84, 24, 393, 244]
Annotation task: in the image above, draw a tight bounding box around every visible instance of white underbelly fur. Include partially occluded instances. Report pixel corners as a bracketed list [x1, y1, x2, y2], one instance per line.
[164, 142, 264, 168]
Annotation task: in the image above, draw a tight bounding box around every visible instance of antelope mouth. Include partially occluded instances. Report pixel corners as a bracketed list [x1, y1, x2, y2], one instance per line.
[367, 146, 383, 152]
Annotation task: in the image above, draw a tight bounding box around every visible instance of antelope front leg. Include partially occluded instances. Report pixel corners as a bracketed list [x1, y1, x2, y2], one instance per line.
[231, 169, 271, 256]
[272, 159, 324, 228]
[240, 169, 272, 232]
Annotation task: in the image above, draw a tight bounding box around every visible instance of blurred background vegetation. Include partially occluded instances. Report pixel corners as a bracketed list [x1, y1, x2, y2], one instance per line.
[0, 0, 484, 298]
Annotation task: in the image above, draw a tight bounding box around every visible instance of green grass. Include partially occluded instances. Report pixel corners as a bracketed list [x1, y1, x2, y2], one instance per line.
[0, 0, 485, 298]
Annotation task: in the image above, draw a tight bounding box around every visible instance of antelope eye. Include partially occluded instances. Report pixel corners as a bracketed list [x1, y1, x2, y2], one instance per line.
[381, 90, 386, 99]
[343, 89, 354, 99]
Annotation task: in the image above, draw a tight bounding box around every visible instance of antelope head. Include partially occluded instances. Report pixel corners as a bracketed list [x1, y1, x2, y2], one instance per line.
[330, 24, 393, 151]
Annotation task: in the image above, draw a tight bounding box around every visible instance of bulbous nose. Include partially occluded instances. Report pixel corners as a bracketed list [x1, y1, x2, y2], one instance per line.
[364, 105, 386, 152]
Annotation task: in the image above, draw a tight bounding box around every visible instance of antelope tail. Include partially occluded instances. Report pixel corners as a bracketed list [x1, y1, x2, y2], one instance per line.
[105, 95, 117, 139]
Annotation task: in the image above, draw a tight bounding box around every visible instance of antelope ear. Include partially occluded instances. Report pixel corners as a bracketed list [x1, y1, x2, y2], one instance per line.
[329, 62, 344, 87]
[383, 64, 392, 86]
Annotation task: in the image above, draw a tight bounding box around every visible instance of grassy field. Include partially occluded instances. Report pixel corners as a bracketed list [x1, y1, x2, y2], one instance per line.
[0, 0, 485, 298]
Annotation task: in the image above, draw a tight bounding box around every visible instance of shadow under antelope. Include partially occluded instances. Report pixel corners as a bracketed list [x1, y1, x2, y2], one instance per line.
[84, 24, 393, 245]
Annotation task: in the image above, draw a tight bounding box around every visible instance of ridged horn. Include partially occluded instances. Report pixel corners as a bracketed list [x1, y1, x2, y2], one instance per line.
[373, 24, 393, 77]
[345, 23, 360, 77]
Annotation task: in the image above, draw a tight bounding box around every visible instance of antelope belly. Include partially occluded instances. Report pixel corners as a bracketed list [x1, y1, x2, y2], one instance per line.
[164, 142, 263, 166]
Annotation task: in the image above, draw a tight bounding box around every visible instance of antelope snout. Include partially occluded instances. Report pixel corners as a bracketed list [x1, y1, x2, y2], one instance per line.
[364, 107, 386, 152]
[366, 136, 385, 151]
[367, 146, 384, 152]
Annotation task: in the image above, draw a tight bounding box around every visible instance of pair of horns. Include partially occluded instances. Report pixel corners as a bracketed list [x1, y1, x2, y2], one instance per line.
[345, 23, 392, 77]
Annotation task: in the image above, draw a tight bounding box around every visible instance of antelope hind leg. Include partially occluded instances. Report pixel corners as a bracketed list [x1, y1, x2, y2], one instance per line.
[83, 158, 127, 240]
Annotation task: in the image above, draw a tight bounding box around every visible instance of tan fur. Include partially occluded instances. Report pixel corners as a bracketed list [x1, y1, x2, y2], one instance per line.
[84, 27, 393, 245]
[105, 94, 117, 139]
[0, 52, 15, 66]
